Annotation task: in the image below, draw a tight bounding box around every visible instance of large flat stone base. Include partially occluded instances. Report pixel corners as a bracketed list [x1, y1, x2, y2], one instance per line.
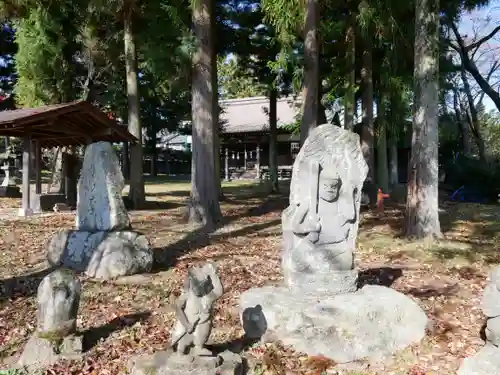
[240, 284, 428, 364]
[47, 229, 153, 280]
[128, 349, 243, 375]
[17, 333, 82, 370]
[457, 344, 500, 375]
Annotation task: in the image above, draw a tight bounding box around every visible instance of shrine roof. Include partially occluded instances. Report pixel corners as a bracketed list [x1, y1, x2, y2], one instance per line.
[0, 100, 136, 148]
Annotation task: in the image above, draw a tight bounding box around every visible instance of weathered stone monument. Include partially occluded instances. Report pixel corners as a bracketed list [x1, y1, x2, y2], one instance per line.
[240, 124, 428, 363]
[458, 266, 500, 374]
[47, 142, 153, 279]
[17, 269, 83, 370]
[129, 263, 243, 375]
[0, 144, 21, 197]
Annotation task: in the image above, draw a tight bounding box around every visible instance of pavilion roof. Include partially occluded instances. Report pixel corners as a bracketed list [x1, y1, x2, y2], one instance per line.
[0, 100, 136, 148]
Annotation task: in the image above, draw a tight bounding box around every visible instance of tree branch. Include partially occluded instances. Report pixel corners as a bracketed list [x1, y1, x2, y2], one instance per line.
[467, 25, 500, 53]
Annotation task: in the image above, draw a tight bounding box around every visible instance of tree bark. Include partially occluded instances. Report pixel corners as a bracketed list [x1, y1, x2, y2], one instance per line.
[124, 2, 145, 208]
[188, 0, 221, 229]
[361, 40, 374, 183]
[452, 89, 472, 157]
[405, 0, 442, 239]
[460, 68, 487, 161]
[269, 86, 279, 193]
[344, 22, 356, 131]
[300, 0, 319, 145]
[389, 137, 399, 186]
[376, 97, 389, 193]
[122, 142, 130, 180]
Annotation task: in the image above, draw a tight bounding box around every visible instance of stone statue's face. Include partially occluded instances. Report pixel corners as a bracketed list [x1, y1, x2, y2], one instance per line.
[319, 173, 341, 203]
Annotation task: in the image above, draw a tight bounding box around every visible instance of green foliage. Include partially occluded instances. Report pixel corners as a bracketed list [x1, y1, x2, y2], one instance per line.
[218, 57, 266, 99]
[14, 1, 84, 106]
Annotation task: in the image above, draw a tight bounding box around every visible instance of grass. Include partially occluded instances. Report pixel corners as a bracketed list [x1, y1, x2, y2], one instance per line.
[0, 179, 498, 374]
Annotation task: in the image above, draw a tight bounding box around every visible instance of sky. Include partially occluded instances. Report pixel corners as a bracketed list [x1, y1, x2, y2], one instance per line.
[458, 1, 500, 113]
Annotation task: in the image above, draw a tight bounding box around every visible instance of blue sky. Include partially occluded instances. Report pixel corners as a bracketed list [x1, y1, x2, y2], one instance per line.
[458, 1, 500, 112]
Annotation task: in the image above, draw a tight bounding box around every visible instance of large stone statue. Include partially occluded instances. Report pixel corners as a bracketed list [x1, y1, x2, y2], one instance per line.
[240, 124, 428, 364]
[46, 142, 153, 280]
[282, 125, 367, 294]
[171, 263, 223, 356]
[458, 266, 500, 375]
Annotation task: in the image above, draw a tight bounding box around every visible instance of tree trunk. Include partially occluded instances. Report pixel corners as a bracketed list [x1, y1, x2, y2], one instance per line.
[389, 137, 399, 186]
[269, 86, 279, 193]
[360, 40, 374, 183]
[211, 1, 223, 201]
[453, 89, 471, 157]
[150, 136, 157, 177]
[405, 0, 442, 239]
[188, 0, 221, 229]
[376, 98, 389, 193]
[300, 0, 319, 145]
[344, 22, 356, 131]
[124, 3, 145, 208]
[122, 141, 130, 180]
[460, 69, 487, 161]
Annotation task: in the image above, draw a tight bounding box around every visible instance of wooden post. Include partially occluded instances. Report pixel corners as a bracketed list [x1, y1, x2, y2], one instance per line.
[224, 147, 229, 181]
[19, 136, 33, 217]
[256, 143, 261, 179]
[35, 140, 42, 194]
[244, 143, 247, 170]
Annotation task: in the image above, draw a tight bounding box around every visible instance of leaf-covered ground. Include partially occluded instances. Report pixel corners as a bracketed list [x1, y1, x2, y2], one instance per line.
[0, 179, 498, 375]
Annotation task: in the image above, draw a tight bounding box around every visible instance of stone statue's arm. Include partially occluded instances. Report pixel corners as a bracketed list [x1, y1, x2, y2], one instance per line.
[290, 203, 320, 234]
[175, 293, 196, 332]
[207, 273, 223, 301]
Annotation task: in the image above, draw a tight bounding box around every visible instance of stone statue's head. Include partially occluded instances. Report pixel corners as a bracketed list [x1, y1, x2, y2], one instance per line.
[290, 125, 368, 241]
[187, 266, 214, 297]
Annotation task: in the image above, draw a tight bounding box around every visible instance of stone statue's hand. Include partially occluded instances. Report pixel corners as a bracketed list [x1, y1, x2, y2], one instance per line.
[188, 317, 200, 333]
[306, 231, 320, 243]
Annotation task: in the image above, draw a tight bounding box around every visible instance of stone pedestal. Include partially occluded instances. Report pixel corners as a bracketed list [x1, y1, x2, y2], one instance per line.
[240, 285, 428, 364]
[46, 142, 153, 280]
[47, 229, 153, 279]
[128, 349, 243, 375]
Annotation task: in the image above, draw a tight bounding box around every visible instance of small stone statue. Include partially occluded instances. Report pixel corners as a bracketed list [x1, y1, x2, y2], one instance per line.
[282, 125, 368, 294]
[17, 269, 83, 370]
[170, 263, 223, 356]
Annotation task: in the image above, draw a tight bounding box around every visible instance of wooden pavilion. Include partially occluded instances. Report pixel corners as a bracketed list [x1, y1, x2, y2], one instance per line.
[0, 100, 137, 216]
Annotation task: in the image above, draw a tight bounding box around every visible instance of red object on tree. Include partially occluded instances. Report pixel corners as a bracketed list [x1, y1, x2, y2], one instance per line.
[377, 188, 390, 213]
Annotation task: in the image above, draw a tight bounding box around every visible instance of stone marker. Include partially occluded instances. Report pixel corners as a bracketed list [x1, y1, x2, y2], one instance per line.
[76, 142, 130, 231]
[17, 269, 83, 370]
[458, 266, 500, 374]
[240, 124, 428, 363]
[46, 142, 153, 280]
[128, 263, 243, 375]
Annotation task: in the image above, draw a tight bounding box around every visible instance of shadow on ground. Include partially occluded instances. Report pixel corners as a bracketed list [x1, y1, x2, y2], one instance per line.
[0, 267, 55, 302]
[82, 311, 151, 351]
[357, 267, 404, 288]
[152, 218, 281, 272]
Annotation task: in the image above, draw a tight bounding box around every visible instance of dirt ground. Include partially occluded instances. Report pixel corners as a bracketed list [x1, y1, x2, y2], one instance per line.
[0, 178, 499, 374]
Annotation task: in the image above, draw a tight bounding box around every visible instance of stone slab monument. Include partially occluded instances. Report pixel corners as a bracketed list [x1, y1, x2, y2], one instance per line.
[46, 142, 153, 279]
[17, 269, 83, 370]
[239, 124, 428, 364]
[458, 266, 500, 374]
[0, 144, 21, 198]
[128, 263, 243, 375]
